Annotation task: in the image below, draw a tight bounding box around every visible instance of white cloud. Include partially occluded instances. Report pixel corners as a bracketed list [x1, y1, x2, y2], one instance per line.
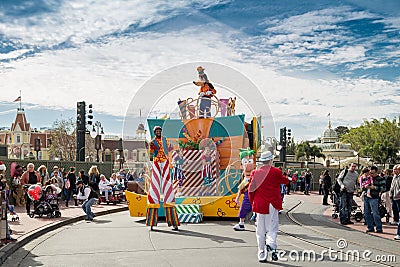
[0, 0, 399, 141]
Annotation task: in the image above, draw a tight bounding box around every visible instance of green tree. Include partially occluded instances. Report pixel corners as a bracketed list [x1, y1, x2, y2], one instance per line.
[335, 126, 349, 139]
[295, 141, 311, 161]
[286, 138, 296, 155]
[49, 118, 76, 161]
[310, 145, 325, 167]
[341, 117, 400, 164]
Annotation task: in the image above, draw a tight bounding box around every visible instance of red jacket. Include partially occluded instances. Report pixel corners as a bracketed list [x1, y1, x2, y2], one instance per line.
[248, 165, 289, 214]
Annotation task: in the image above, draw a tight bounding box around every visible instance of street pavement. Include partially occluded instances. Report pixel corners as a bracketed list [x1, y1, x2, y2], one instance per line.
[2, 191, 400, 267]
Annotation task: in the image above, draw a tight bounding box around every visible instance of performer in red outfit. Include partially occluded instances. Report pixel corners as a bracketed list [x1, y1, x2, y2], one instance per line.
[146, 126, 180, 231]
[248, 151, 289, 262]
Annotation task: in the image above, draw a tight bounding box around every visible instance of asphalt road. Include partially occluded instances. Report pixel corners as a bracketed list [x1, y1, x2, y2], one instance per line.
[3, 197, 400, 267]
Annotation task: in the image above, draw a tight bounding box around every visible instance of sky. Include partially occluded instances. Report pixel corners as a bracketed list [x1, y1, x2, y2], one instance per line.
[0, 0, 399, 141]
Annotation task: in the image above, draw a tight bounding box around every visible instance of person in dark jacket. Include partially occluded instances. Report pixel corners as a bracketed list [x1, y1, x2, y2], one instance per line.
[64, 167, 77, 207]
[363, 166, 386, 233]
[322, 170, 332, 205]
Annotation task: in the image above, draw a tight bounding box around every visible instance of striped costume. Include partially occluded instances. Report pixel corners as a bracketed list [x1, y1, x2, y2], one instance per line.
[202, 154, 213, 186]
[146, 136, 180, 228]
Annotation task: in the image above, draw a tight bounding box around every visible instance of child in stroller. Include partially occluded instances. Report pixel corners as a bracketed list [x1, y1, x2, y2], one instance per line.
[26, 184, 61, 218]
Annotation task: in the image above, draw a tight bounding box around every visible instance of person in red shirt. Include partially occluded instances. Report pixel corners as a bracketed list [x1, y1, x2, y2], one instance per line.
[248, 151, 289, 262]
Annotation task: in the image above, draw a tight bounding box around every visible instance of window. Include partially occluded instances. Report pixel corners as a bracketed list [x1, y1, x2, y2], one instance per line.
[38, 151, 42, 160]
[16, 135, 21, 143]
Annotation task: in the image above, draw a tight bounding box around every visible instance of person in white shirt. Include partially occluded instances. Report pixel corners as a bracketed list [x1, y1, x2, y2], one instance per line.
[75, 180, 98, 221]
[99, 174, 112, 202]
[109, 173, 121, 190]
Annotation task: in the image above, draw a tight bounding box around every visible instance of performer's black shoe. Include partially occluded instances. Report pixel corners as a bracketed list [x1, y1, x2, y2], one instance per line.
[150, 226, 154, 231]
[266, 245, 278, 261]
[172, 226, 179, 231]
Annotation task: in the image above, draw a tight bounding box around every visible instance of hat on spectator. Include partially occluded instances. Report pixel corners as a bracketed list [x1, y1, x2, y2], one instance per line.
[259, 151, 274, 162]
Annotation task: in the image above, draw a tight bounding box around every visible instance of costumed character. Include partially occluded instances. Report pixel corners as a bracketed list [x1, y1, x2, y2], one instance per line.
[227, 97, 236, 116]
[200, 147, 214, 196]
[233, 148, 256, 231]
[172, 149, 185, 196]
[147, 126, 180, 230]
[197, 66, 209, 83]
[248, 151, 289, 262]
[193, 66, 216, 118]
[10, 162, 25, 206]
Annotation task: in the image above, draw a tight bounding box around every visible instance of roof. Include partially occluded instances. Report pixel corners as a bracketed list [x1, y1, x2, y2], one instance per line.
[11, 111, 30, 132]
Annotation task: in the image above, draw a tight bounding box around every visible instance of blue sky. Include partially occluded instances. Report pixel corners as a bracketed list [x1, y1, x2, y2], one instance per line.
[0, 0, 399, 140]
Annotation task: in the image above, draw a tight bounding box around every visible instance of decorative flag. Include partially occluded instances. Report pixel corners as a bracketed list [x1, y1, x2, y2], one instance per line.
[327, 112, 330, 116]
[13, 96, 21, 102]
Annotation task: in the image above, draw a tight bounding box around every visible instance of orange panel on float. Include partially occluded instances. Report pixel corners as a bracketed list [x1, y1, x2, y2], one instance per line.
[183, 118, 214, 138]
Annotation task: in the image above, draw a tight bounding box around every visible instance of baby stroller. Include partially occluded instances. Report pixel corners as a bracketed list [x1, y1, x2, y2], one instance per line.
[8, 205, 19, 222]
[27, 184, 61, 218]
[331, 191, 363, 222]
[379, 198, 390, 223]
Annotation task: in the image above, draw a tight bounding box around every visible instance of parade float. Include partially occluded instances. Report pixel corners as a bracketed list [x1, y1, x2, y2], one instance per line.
[126, 68, 261, 221]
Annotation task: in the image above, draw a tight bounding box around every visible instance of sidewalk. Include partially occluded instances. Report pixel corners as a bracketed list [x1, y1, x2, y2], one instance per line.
[286, 190, 398, 239]
[1, 201, 127, 264]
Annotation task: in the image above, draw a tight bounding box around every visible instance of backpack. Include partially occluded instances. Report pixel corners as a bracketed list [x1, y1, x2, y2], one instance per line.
[333, 168, 348, 194]
[65, 179, 71, 189]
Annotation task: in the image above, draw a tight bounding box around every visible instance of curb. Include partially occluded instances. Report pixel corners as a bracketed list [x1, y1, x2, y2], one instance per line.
[0, 206, 128, 265]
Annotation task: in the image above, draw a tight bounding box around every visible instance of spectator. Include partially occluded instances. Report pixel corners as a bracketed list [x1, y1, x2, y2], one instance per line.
[319, 171, 324, 195]
[52, 171, 64, 189]
[50, 165, 62, 178]
[64, 167, 76, 207]
[300, 171, 306, 192]
[0, 161, 17, 243]
[20, 163, 41, 214]
[75, 180, 98, 221]
[79, 169, 89, 186]
[88, 166, 100, 192]
[382, 169, 396, 225]
[99, 174, 112, 202]
[363, 166, 386, 233]
[292, 171, 299, 192]
[337, 163, 358, 225]
[304, 169, 313, 195]
[389, 165, 400, 240]
[286, 169, 292, 195]
[37, 165, 50, 186]
[322, 170, 332, 205]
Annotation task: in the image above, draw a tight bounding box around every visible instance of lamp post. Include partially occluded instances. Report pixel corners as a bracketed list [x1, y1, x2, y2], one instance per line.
[92, 121, 104, 162]
[78, 147, 86, 161]
[353, 151, 360, 168]
[118, 138, 124, 170]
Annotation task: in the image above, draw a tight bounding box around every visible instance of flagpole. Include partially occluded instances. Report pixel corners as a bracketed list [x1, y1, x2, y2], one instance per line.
[19, 90, 22, 111]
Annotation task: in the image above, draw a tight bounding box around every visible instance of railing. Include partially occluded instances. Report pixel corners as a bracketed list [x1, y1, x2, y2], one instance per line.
[178, 95, 220, 119]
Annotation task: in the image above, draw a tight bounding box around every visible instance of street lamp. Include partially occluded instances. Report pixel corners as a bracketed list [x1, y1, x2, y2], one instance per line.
[92, 121, 104, 162]
[353, 151, 360, 168]
[78, 147, 86, 161]
[118, 138, 124, 170]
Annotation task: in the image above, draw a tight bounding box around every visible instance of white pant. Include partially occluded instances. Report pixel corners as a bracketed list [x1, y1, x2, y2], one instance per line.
[256, 204, 279, 253]
[381, 192, 393, 216]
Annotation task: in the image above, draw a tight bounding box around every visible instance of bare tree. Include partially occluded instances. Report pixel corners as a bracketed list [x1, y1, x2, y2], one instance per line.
[49, 118, 76, 160]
